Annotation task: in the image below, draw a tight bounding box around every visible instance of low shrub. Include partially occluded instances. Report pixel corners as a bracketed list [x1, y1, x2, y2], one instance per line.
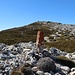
[10, 71, 22, 75]
[55, 56, 75, 68]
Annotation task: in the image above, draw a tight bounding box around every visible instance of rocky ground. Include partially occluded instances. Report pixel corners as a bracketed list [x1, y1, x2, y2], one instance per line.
[0, 41, 75, 75]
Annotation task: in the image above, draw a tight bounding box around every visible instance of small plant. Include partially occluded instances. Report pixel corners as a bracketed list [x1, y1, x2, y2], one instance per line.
[10, 71, 22, 75]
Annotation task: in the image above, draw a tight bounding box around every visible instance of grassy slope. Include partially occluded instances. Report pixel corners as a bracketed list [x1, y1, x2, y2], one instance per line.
[45, 39, 75, 53]
[0, 22, 51, 44]
[0, 22, 75, 52]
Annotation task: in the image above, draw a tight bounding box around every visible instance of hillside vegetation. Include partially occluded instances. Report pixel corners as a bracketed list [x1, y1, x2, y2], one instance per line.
[0, 21, 75, 52]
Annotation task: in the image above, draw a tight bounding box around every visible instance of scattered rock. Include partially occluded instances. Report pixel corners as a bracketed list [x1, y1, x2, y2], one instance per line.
[0, 42, 75, 75]
[60, 66, 70, 74]
[32, 66, 39, 72]
[36, 70, 44, 75]
[21, 66, 34, 75]
[71, 67, 75, 72]
[42, 50, 51, 57]
[44, 72, 52, 75]
[69, 71, 75, 75]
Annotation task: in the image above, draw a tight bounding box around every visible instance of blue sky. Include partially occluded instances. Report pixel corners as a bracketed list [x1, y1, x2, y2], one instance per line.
[0, 0, 75, 31]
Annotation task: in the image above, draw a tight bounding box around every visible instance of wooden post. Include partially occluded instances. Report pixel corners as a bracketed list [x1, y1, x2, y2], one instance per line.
[36, 31, 44, 53]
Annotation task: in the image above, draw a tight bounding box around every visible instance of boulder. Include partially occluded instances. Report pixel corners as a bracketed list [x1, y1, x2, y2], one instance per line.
[50, 47, 62, 56]
[32, 66, 39, 72]
[34, 53, 41, 60]
[36, 57, 56, 72]
[0, 43, 6, 51]
[69, 71, 75, 75]
[60, 66, 70, 74]
[44, 72, 51, 75]
[42, 50, 51, 57]
[36, 70, 44, 75]
[55, 73, 62, 75]
[71, 67, 75, 72]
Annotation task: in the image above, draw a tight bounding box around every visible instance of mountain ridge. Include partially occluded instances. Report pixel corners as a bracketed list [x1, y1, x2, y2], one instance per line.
[0, 21, 75, 52]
